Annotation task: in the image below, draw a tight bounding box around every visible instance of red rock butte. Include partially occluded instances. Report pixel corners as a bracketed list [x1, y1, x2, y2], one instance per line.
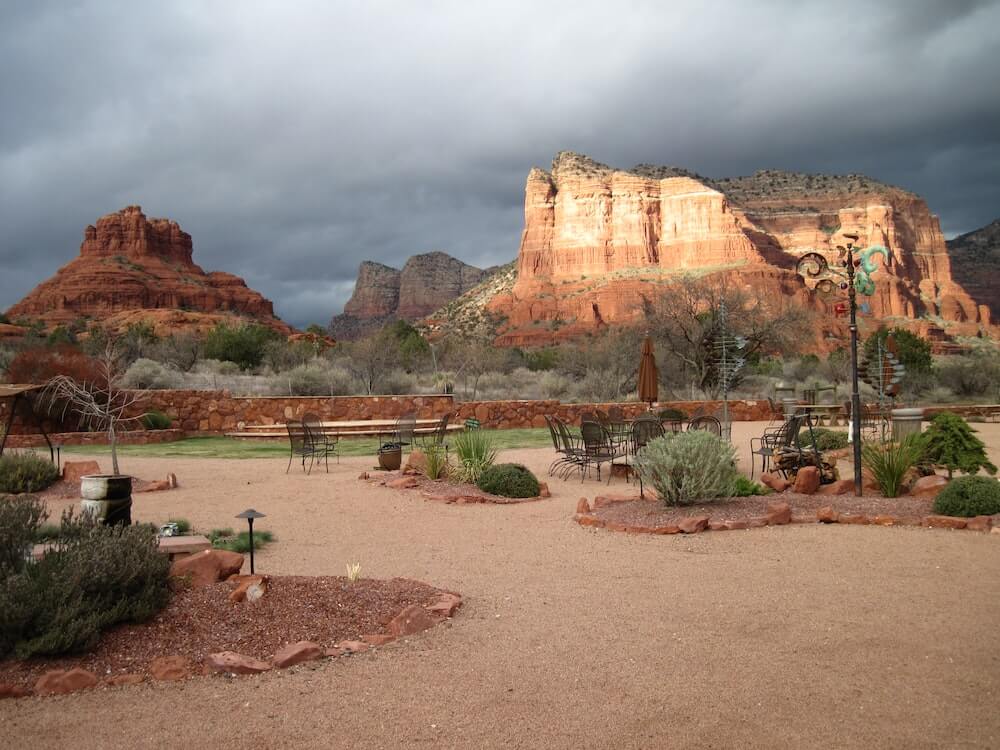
[5, 205, 292, 336]
[482, 152, 992, 349]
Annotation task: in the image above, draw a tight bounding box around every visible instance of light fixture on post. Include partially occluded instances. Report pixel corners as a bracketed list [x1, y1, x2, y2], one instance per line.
[235, 508, 266, 574]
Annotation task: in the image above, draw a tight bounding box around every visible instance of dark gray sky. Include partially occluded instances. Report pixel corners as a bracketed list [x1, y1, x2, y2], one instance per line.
[2, 1, 998, 327]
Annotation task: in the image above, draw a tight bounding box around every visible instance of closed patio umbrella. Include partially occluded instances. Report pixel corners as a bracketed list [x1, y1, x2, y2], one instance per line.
[637, 336, 658, 406]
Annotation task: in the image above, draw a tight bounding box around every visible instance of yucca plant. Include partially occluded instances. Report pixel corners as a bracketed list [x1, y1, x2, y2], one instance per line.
[423, 444, 450, 480]
[453, 429, 497, 484]
[861, 434, 924, 498]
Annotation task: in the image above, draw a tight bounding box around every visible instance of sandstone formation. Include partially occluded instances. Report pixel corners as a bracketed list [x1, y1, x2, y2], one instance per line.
[946, 218, 1000, 321]
[4, 206, 292, 336]
[446, 152, 992, 349]
[330, 251, 498, 339]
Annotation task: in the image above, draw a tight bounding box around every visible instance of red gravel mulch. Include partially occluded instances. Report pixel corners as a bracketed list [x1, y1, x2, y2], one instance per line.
[369, 470, 548, 505]
[0, 575, 451, 691]
[591, 493, 938, 527]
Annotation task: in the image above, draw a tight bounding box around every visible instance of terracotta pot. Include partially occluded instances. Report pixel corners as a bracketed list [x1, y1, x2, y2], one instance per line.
[378, 447, 402, 471]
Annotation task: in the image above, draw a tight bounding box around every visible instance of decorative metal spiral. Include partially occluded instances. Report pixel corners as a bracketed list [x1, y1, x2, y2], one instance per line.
[795, 245, 888, 299]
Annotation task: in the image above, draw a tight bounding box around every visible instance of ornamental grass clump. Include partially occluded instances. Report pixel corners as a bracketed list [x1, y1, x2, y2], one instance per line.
[477, 463, 540, 498]
[0, 452, 60, 494]
[860, 434, 924, 498]
[932, 476, 1000, 517]
[422, 444, 450, 480]
[921, 412, 997, 479]
[632, 431, 739, 506]
[453, 429, 498, 484]
[0, 495, 170, 658]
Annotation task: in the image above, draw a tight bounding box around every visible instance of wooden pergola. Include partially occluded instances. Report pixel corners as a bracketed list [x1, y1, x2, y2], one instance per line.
[0, 384, 54, 461]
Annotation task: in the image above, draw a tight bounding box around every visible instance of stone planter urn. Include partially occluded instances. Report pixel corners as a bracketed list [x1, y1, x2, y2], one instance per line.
[378, 445, 402, 471]
[892, 407, 924, 442]
[80, 475, 133, 526]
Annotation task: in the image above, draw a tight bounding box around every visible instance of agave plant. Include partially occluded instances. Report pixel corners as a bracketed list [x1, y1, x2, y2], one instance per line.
[453, 429, 498, 484]
[861, 434, 924, 498]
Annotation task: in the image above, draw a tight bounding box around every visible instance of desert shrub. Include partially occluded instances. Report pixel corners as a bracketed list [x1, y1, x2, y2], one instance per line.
[921, 412, 997, 478]
[141, 410, 172, 430]
[0, 495, 47, 578]
[477, 463, 540, 498]
[0, 505, 170, 658]
[861, 434, 924, 498]
[378, 369, 418, 395]
[632, 431, 739, 506]
[262, 339, 316, 372]
[208, 528, 274, 553]
[0, 452, 60, 494]
[167, 517, 191, 534]
[0, 345, 14, 378]
[203, 322, 280, 370]
[864, 327, 933, 374]
[932, 476, 1000, 517]
[538, 371, 571, 399]
[454, 429, 498, 484]
[268, 362, 362, 396]
[798, 427, 849, 451]
[422, 444, 450, 480]
[122, 358, 182, 389]
[4, 344, 100, 385]
[935, 353, 1000, 399]
[732, 476, 770, 496]
[525, 348, 559, 371]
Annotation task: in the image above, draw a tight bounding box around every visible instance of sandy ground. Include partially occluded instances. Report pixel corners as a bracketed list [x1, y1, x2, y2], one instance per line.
[3, 422, 1000, 749]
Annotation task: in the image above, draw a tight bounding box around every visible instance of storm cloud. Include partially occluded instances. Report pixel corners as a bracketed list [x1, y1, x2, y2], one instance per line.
[2, 0, 998, 327]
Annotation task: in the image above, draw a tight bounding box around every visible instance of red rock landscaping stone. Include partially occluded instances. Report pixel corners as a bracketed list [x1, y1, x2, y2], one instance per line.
[388, 476, 419, 490]
[324, 647, 346, 658]
[678, 516, 709, 534]
[426, 593, 463, 618]
[817, 479, 854, 496]
[273, 641, 325, 669]
[871, 515, 896, 526]
[838, 514, 869, 525]
[766, 501, 792, 525]
[576, 497, 591, 514]
[965, 516, 993, 532]
[576, 514, 604, 528]
[793, 466, 821, 495]
[150, 655, 191, 681]
[205, 651, 272, 675]
[817, 506, 839, 523]
[34, 668, 98, 696]
[725, 520, 750, 530]
[653, 525, 681, 534]
[790, 515, 815, 524]
[538, 481, 551, 498]
[0, 683, 31, 699]
[170, 549, 245, 587]
[708, 520, 728, 531]
[923, 515, 967, 529]
[910, 475, 949, 498]
[62, 460, 101, 482]
[759, 472, 790, 493]
[593, 494, 638, 508]
[387, 604, 439, 637]
[229, 574, 268, 603]
[746, 517, 768, 528]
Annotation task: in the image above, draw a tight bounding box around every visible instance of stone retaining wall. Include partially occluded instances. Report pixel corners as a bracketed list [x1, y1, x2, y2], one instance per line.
[4, 429, 185, 448]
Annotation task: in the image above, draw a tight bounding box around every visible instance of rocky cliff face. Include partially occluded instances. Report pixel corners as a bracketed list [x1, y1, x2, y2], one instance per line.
[5, 205, 292, 336]
[483, 151, 991, 348]
[947, 218, 1000, 321]
[331, 252, 497, 339]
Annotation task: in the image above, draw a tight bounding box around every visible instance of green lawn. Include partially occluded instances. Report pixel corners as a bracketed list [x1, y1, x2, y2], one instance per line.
[63, 428, 552, 460]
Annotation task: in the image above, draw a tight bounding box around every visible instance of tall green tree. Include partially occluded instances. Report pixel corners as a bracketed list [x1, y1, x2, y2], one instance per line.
[921, 412, 997, 479]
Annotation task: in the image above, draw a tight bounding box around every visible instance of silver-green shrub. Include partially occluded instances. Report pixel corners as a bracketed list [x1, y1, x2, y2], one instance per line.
[122, 358, 183, 389]
[633, 431, 739, 506]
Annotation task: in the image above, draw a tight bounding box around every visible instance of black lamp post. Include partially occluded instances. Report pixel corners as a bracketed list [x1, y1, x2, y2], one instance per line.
[235, 508, 266, 574]
[841, 234, 864, 497]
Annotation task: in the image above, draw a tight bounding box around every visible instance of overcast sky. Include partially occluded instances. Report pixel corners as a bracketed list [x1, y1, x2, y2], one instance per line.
[2, 1, 998, 327]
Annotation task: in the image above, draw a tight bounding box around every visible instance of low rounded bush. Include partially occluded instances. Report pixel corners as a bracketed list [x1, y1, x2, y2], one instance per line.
[0, 452, 60, 494]
[733, 476, 770, 497]
[477, 463, 540, 498]
[932, 476, 1000, 517]
[633, 431, 738, 506]
[798, 427, 849, 451]
[141, 410, 172, 430]
[0, 497, 171, 658]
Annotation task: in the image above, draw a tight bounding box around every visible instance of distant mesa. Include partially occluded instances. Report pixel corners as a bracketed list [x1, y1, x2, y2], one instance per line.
[946, 218, 1000, 322]
[428, 151, 994, 350]
[330, 251, 500, 340]
[4, 205, 292, 337]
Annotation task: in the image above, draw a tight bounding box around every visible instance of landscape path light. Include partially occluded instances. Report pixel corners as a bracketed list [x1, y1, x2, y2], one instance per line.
[235, 508, 266, 574]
